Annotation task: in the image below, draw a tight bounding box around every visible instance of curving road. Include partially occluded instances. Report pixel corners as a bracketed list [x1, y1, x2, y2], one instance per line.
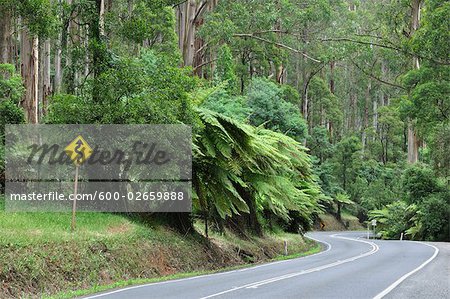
[82, 231, 446, 299]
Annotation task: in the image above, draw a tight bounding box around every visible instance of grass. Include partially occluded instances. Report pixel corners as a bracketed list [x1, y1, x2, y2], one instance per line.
[0, 195, 144, 246]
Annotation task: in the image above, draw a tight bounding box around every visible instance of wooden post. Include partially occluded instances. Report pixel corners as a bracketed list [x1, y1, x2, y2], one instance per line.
[284, 240, 288, 256]
[71, 165, 79, 231]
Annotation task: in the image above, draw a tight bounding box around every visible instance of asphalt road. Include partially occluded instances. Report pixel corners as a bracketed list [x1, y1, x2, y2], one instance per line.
[82, 231, 445, 299]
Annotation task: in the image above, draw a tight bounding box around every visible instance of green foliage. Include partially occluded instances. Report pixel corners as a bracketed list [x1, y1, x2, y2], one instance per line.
[280, 84, 300, 106]
[47, 50, 198, 125]
[331, 135, 361, 192]
[202, 78, 308, 142]
[308, 77, 342, 129]
[193, 108, 322, 230]
[247, 78, 307, 141]
[307, 126, 333, 163]
[369, 201, 412, 240]
[214, 44, 238, 93]
[357, 161, 403, 211]
[402, 66, 450, 132]
[335, 193, 353, 205]
[109, 1, 179, 55]
[0, 64, 25, 104]
[410, 1, 450, 63]
[376, 101, 405, 163]
[402, 164, 442, 205]
[0, 64, 25, 190]
[19, 0, 58, 37]
[407, 193, 450, 241]
[0, 100, 25, 134]
[369, 163, 449, 241]
[202, 89, 251, 121]
[0, 65, 26, 131]
[429, 124, 450, 176]
[398, 0, 450, 180]
[2, 0, 447, 242]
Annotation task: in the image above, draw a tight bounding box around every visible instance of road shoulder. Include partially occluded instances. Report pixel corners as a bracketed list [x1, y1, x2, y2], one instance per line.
[385, 241, 450, 299]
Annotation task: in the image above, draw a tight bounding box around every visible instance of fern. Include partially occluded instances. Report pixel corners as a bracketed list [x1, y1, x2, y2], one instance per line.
[193, 108, 323, 230]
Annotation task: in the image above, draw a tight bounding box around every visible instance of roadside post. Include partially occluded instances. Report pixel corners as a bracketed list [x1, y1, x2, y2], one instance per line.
[72, 165, 79, 231]
[367, 222, 370, 239]
[64, 136, 93, 231]
[371, 219, 377, 239]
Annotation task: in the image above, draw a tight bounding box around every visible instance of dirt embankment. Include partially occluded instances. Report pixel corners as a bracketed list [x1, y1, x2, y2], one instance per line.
[314, 213, 364, 231]
[0, 228, 315, 299]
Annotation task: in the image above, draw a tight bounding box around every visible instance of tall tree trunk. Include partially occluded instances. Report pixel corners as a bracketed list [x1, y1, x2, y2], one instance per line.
[54, 30, 62, 93]
[99, 0, 105, 36]
[11, 17, 19, 71]
[328, 61, 335, 142]
[407, 124, 419, 163]
[0, 9, 11, 64]
[83, 24, 90, 79]
[275, 0, 284, 83]
[193, 18, 204, 77]
[302, 90, 309, 123]
[301, 58, 308, 128]
[183, 0, 196, 66]
[176, 2, 186, 55]
[38, 41, 43, 116]
[362, 80, 371, 152]
[20, 28, 39, 123]
[66, 0, 80, 93]
[90, 0, 106, 102]
[372, 92, 378, 142]
[381, 60, 389, 106]
[329, 61, 335, 94]
[42, 39, 51, 116]
[407, 0, 422, 163]
[349, 91, 357, 132]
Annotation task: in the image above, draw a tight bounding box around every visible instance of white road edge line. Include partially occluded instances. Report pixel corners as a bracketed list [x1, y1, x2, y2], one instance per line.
[236, 234, 331, 272]
[305, 234, 332, 255]
[199, 233, 379, 299]
[372, 242, 439, 299]
[82, 234, 330, 299]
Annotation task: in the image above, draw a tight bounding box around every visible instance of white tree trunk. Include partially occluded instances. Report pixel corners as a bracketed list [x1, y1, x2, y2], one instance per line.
[362, 80, 371, 152]
[407, 0, 422, 163]
[54, 1, 63, 93]
[99, 0, 105, 36]
[0, 9, 11, 63]
[20, 28, 39, 123]
[183, 0, 196, 66]
[42, 39, 51, 115]
[372, 93, 378, 142]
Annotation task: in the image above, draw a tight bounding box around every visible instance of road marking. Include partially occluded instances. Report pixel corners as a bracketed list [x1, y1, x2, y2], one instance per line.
[82, 271, 236, 299]
[372, 242, 439, 299]
[236, 234, 331, 272]
[305, 234, 332, 255]
[200, 234, 379, 298]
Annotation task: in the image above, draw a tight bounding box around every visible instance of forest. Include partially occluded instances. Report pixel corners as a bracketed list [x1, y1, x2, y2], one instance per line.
[0, 0, 449, 243]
